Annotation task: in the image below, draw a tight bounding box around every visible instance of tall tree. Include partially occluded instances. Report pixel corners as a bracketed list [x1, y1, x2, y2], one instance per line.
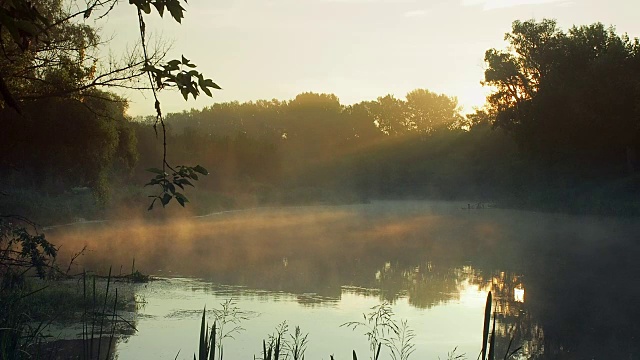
[0, 0, 149, 111]
[405, 89, 463, 133]
[483, 19, 640, 180]
[0, 0, 220, 208]
[368, 94, 409, 136]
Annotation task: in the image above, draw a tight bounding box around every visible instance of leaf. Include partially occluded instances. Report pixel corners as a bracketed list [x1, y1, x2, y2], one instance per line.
[177, 178, 194, 187]
[194, 165, 209, 175]
[152, 2, 165, 16]
[166, 0, 185, 23]
[176, 197, 186, 207]
[203, 79, 222, 90]
[146, 167, 165, 175]
[199, 307, 207, 360]
[174, 192, 189, 203]
[142, 2, 152, 14]
[161, 193, 172, 206]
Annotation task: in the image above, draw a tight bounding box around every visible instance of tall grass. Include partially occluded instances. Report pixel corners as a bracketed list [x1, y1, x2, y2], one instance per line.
[342, 302, 399, 360]
[478, 291, 521, 360]
[191, 292, 521, 360]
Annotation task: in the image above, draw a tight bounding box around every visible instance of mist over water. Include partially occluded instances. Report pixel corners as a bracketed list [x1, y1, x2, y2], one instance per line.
[48, 201, 640, 359]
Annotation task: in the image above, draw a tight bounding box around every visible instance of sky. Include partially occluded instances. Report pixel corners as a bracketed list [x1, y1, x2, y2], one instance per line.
[97, 0, 640, 116]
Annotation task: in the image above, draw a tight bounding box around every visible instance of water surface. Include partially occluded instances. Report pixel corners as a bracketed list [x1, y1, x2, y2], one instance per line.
[49, 201, 640, 359]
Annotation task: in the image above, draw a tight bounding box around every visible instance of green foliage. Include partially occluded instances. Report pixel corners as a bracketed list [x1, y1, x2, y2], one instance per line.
[0, 218, 57, 286]
[210, 298, 252, 360]
[195, 307, 217, 360]
[192, 299, 254, 360]
[260, 321, 309, 360]
[142, 56, 221, 101]
[0, 0, 130, 112]
[0, 0, 49, 47]
[145, 164, 208, 209]
[1, 0, 217, 210]
[405, 89, 464, 133]
[262, 335, 281, 360]
[131, 0, 219, 211]
[386, 320, 415, 360]
[0, 92, 138, 203]
[483, 19, 640, 185]
[0, 218, 56, 359]
[129, 0, 187, 23]
[342, 302, 401, 360]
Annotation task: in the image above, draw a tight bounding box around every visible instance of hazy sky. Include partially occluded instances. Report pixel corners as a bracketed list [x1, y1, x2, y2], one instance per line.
[99, 0, 640, 116]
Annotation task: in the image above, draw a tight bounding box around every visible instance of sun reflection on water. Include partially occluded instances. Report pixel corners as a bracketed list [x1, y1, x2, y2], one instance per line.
[514, 287, 525, 303]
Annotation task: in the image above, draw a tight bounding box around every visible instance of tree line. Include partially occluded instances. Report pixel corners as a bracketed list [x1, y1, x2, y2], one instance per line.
[1, 16, 639, 217]
[128, 89, 517, 204]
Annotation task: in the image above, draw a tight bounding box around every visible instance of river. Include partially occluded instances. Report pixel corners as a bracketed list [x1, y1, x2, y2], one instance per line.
[47, 200, 640, 359]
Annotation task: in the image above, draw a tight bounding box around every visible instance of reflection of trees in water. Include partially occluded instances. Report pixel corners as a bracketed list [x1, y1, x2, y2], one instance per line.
[469, 270, 544, 359]
[375, 261, 464, 309]
[521, 237, 640, 359]
[49, 206, 640, 358]
[374, 262, 548, 358]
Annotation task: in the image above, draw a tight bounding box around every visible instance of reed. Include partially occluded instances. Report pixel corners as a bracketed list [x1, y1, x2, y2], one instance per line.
[478, 291, 521, 360]
[81, 267, 136, 360]
[188, 291, 521, 360]
[342, 302, 398, 360]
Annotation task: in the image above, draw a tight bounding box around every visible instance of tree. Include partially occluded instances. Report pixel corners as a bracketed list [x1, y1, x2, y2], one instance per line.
[0, 0, 151, 112]
[368, 94, 409, 136]
[483, 19, 640, 180]
[0, 90, 137, 202]
[286, 92, 344, 143]
[0, 0, 221, 208]
[405, 89, 463, 133]
[483, 19, 565, 131]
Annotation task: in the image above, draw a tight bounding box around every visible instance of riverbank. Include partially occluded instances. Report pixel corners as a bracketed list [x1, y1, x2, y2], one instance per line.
[3, 178, 639, 228]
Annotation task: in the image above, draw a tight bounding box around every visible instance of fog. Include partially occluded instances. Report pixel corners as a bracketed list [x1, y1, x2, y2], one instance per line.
[45, 200, 640, 358]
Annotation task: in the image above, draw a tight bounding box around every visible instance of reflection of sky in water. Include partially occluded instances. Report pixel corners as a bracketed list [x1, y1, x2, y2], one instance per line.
[47, 201, 640, 359]
[115, 278, 489, 360]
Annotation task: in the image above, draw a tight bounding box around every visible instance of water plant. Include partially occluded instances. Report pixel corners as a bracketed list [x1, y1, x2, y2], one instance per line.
[341, 302, 402, 360]
[288, 325, 309, 360]
[187, 291, 525, 360]
[440, 347, 465, 360]
[261, 321, 309, 360]
[262, 334, 281, 360]
[479, 291, 521, 360]
[195, 307, 217, 360]
[386, 319, 415, 360]
[0, 217, 57, 359]
[211, 298, 252, 360]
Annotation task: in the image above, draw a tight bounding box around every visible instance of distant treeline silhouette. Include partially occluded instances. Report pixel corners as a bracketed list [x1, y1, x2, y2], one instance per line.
[1, 19, 639, 215]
